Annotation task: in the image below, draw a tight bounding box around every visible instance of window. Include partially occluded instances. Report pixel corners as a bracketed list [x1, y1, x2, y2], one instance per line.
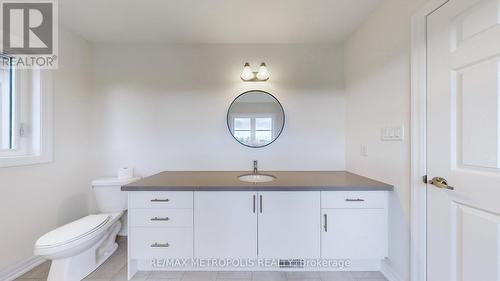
[232, 115, 274, 146]
[0, 56, 53, 167]
[0, 56, 13, 150]
[255, 117, 273, 144]
[234, 117, 251, 144]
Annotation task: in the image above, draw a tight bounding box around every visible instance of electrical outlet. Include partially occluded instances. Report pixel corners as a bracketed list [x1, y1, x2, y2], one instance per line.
[360, 144, 368, 156]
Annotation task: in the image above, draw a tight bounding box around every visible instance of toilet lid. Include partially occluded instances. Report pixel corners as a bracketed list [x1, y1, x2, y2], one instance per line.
[36, 214, 110, 248]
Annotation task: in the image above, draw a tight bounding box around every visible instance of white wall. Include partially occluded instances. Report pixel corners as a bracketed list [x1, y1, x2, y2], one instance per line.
[90, 44, 346, 177]
[0, 29, 94, 270]
[344, 0, 426, 280]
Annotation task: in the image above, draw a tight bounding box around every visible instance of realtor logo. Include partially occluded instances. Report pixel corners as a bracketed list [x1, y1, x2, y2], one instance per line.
[0, 0, 58, 68]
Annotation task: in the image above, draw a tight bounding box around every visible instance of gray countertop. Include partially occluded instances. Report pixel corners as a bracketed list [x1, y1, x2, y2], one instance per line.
[122, 171, 393, 191]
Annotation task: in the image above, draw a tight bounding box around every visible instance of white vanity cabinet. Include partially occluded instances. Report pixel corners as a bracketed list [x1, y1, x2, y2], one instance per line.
[128, 191, 194, 260]
[321, 191, 388, 259]
[258, 191, 321, 259]
[194, 191, 320, 259]
[194, 192, 258, 258]
[127, 188, 389, 276]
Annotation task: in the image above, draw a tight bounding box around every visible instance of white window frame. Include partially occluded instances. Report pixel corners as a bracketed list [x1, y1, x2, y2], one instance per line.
[230, 113, 276, 146]
[0, 59, 13, 150]
[0, 69, 53, 167]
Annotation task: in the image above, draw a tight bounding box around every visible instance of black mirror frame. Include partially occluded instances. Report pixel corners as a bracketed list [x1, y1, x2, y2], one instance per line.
[227, 90, 285, 148]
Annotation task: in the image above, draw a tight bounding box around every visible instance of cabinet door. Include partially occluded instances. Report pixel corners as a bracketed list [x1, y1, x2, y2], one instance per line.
[258, 191, 320, 259]
[194, 191, 257, 258]
[321, 209, 387, 259]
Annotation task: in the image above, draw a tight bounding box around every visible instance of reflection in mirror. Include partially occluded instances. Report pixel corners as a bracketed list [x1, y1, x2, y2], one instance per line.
[227, 90, 285, 148]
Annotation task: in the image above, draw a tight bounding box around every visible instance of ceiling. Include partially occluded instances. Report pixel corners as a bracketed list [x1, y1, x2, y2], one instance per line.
[59, 0, 381, 44]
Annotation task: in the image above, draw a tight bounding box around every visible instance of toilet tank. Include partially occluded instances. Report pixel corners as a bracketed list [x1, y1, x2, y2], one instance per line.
[92, 177, 140, 213]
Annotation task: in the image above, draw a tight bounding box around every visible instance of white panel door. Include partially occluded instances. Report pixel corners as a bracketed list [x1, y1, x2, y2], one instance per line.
[427, 0, 500, 280]
[194, 192, 257, 258]
[257, 191, 320, 259]
[321, 209, 387, 259]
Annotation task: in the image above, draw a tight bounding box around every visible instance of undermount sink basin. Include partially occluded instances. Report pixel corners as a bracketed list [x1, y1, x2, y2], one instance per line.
[238, 173, 276, 183]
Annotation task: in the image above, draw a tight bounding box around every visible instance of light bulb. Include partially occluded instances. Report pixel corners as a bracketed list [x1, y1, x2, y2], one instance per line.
[256, 63, 270, 81]
[240, 63, 255, 81]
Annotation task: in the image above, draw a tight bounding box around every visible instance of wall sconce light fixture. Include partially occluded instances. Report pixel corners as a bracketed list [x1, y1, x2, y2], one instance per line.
[240, 62, 270, 81]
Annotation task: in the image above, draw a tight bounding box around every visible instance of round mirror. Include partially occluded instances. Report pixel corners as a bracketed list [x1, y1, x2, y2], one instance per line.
[227, 90, 285, 148]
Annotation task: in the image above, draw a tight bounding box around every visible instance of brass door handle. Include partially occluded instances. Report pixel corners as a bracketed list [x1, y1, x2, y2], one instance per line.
[428, 177, 454, 190]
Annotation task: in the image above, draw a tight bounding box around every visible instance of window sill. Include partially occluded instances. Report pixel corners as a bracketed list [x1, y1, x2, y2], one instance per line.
[0, 153, 52, 168]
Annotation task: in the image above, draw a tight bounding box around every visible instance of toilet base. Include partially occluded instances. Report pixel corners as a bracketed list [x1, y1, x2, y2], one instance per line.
[47, 220, 122, 281]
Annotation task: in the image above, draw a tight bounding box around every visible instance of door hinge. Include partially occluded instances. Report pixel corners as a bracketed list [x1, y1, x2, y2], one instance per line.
[422, 175, 428, 184]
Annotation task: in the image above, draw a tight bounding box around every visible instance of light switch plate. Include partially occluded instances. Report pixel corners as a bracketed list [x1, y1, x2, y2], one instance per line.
[381, 126, 404, 141]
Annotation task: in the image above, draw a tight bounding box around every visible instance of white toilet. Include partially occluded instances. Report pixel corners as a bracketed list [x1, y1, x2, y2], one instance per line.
[34, 176, 139, 281]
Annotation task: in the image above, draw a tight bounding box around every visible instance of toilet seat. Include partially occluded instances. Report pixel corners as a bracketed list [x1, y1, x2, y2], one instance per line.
[36, 214, 110, 249]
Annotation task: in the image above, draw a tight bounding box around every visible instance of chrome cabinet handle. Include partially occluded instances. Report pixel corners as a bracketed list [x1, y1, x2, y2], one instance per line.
[150, 217, 170, 221]
[151, 242, 170, 248]
[323, 214, 328, 232]
[345, 198, 365, 202]
[151, 198, 170, 202]
[253, 195, 256, 213]
[260, 195, 263, 213]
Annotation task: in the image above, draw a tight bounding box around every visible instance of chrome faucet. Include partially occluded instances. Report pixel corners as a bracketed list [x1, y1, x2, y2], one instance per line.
[253, 160, 258, 174]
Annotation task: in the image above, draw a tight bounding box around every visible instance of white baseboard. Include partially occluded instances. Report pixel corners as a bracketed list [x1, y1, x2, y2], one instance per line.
[380, 259, 404, 281]
[0, 256, 46, 281]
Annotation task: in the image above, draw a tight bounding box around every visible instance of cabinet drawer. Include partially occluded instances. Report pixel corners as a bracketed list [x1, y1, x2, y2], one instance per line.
[321, 191, 387, 209]
[130, 228, 193, 259]
[130, 209, 193, 227]
[129, 192, 193, 209]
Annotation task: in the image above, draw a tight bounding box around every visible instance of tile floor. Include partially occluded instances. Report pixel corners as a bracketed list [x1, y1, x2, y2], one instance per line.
[15, 238, 388, 281]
